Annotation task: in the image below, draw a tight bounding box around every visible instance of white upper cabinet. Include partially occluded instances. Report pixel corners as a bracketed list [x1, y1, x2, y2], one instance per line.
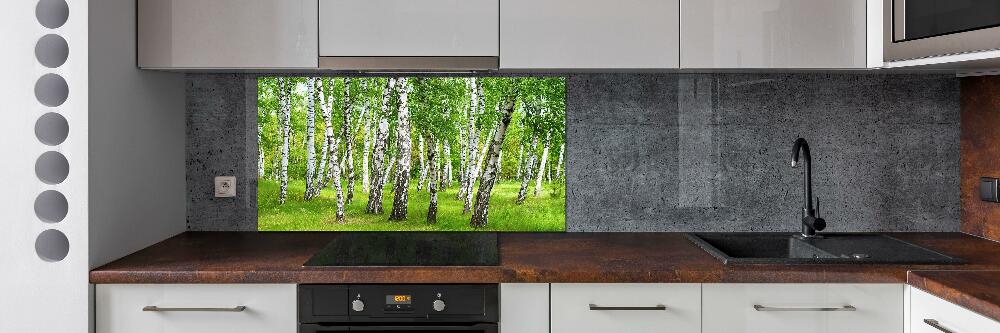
[319, 0, 499, 57]
[500, 0, 680, 69]
[681, 0, 871, 68]
[138, 0, 318, 69]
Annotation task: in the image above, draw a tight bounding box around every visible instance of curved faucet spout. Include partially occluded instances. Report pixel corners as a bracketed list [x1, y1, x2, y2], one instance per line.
[791, 138, 824, 237]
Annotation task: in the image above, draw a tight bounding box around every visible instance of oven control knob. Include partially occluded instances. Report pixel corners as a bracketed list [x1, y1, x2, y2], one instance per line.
[432, 299, 446, 312]
[351, 299, 365, 312]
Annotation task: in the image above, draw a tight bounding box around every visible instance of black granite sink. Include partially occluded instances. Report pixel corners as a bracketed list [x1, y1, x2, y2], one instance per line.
[686, 233, 965, 265]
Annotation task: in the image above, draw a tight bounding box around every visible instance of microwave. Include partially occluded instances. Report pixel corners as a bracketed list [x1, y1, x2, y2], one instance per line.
[884, 0, 1000, 62]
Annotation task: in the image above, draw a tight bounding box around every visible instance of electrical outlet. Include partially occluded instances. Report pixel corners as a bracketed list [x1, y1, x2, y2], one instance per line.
[215, 176, 236, 198]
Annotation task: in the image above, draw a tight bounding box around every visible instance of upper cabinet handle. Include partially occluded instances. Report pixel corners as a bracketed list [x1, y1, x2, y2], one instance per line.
[589, 304, 667, 311]
[753, 305, 856, 312]
[142, 306, 247, 312]
[923, 319, 956, 333]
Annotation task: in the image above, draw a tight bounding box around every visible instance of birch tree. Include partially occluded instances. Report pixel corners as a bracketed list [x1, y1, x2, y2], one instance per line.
[471, 88, 519, 227]
[366, 78, 396, 214]
[517, 135, 538, 205]
[555, 143, 565, 180]
[426, 135, 439, 224]
[461, 78, 479, 213]
[534, 130, 551, 197]
[417, 135, 427, 191]
[341, 78, 357, 204]
[443, 139, 453, 188]
[278, 77, 291, 204]
[389, 78, 412, 221]
[303, 77, 318, 200]
[360, 80, 373, 193]
[315, 78, 332, 196]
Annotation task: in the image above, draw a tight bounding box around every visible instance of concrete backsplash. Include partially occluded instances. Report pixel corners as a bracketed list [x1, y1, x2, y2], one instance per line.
[187, 73, 960, 232]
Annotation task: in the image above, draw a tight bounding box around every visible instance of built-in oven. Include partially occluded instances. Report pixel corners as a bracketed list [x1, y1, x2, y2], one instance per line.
[299, 284, 499, 333]
[885, 0, 1000, 61]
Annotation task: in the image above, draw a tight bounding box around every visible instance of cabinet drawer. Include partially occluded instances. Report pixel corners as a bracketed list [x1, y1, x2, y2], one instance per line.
[96, 284, 296, 333]
[910, 287, 1000, 333]
[550, 283, 700, 333]
[703, 283, 903, 333]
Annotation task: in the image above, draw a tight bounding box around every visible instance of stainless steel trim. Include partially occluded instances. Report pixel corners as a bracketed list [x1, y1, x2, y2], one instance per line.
[884, 0, 1000, 62]
[142, 306, 247, 312]
[923, 319, 955, 333]
[588, 304, 667, 311]
[318, 56, 499, 72]
[753, 305, 856, 312]
[892, 0, 905, 41]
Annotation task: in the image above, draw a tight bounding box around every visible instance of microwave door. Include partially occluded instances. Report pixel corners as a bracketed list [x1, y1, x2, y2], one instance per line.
[885, 0, 1000, 61]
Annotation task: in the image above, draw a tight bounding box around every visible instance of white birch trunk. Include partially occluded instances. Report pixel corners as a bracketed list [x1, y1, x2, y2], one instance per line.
[417, 135, 426, 191]
[556, 143, 565, 180]
[359, 80, 372, 194]
[366, 78, 396, 214]
[517, 135, 538, 205]
[341, 77, 356, 204]
[443, 139, 453, 188]
[303, 77, 317, 200]
[278, 78, 291, 204]
[456, 126, 467, 199]
[315, 78, 330, 197]
[426, 135, 438, 224]
[257, 123, 265, 177]
[471, 94, 518, 227]
[330, 133, 345, 223]
[389, 78, 412, 221]
[462, 78, 479, 213]
[534, 131, 551, 197]
[515, 144, 524, 181]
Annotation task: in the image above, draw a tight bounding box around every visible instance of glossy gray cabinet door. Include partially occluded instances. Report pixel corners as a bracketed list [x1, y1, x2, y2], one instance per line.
[681, 0, 868, 69]
[138, 0, 318, 69]
[501, 0, 680, 69]
[319, 0, 499, 57]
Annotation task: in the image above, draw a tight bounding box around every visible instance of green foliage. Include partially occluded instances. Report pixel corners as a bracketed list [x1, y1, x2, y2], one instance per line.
[257, 76, 567, 230]
[258, 179, 565, 231]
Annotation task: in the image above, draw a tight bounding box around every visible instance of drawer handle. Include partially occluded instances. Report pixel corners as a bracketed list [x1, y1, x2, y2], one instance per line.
[923, 319, 955, 333]
[142, 306, 247, 312]
[753, 305, 856, 312]
[589, 304, 667, 311]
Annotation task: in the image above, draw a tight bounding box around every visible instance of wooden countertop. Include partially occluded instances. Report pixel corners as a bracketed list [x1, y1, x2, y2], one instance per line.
[90, 232, 1000, 284]
[908, 270, 1000, 322]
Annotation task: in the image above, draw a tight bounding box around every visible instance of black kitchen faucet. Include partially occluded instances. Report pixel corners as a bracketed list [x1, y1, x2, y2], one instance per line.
[791, 138, 826, 238]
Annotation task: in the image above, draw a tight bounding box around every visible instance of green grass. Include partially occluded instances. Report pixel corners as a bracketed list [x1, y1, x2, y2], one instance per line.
[257, 178, 566, 231]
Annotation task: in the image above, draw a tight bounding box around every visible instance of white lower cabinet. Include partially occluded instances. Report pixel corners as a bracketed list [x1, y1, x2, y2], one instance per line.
[550, 283, 701, 333]
[500, 283, 549, 333]
[702, 283, 903, 333]
[96, 284, 297, 333]
[910, 286, 1000, 333]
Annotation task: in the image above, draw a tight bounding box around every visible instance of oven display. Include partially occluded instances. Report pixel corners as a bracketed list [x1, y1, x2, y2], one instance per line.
[386, 295, 412, 305]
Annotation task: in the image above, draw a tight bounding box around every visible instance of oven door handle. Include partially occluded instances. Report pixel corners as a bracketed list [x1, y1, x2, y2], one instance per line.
[348, 323, 497, 331]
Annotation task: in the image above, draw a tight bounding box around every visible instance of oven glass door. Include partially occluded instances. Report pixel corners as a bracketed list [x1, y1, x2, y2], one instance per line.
[301, 324, 498, 333]
[898, 0, 1000, 41]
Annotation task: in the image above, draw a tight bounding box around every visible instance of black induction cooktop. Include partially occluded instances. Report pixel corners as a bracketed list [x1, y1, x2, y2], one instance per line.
[303, 232, 500, 266]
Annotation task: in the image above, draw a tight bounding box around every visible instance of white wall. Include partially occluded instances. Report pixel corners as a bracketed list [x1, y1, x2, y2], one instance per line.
[0, 0, 90, 331]
[88, 0, 187, 269]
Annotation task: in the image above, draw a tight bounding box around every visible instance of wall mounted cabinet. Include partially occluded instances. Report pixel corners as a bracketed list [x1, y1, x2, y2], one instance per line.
[680, 0, 872, 69]
[319, 0, 500, 70]
[138, 0, 318, 69]
[500, 0, 680, 69]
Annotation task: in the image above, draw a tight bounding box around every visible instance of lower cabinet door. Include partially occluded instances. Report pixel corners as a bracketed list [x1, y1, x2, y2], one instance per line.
[550, 283, 701, 333]
[96, 284, 297, 333]
[702, 283, 903, 333]
[910, 287, 1000, 333]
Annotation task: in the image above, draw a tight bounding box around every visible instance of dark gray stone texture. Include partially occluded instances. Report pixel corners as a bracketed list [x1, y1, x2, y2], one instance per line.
[186, 74, 258, 231]
[565, 73, 959, 232]
[186, 73, 960, 232]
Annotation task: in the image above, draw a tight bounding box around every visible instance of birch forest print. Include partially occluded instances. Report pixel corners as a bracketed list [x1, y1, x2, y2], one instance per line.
[257, 77, 566, 231]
